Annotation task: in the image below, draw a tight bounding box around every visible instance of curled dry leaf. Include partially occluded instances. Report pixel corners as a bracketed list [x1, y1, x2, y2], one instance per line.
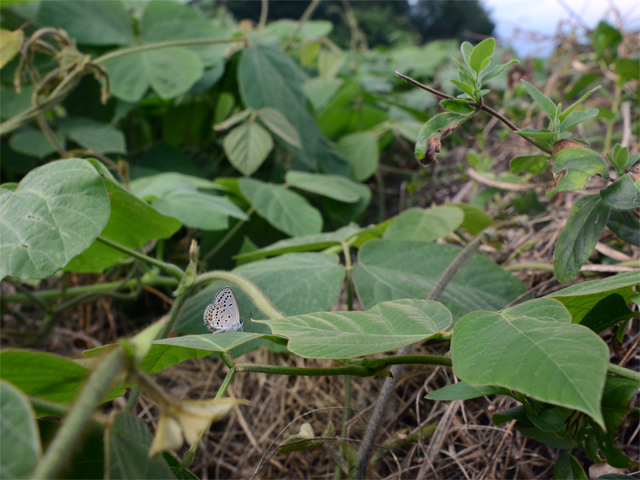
[421, 122, 461, 166]
[149, 398, 248, 457]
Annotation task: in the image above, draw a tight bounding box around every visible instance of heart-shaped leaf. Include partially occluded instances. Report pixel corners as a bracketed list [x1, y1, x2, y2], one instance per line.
[223, 122, 274, 176]
[0, 159, 110, 280]
[255, 299, 452, 359]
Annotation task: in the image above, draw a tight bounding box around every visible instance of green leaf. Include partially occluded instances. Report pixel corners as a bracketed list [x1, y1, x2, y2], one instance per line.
[516, 128, 557, 145]
[106, 413, 175, 479]
[558, 87, 600, 121]
[451, 297, 608, 427]
[510, 155, 550, 175]
[239, 178, 322, 237]
[335, 131, 379, 182]
[140, 333, 269, 374]
[324, 182, 371, 226]
[162, 452, 199, 480]
[302, 77, 342, 111]
[460, 42, 474, 66]
[234, 225, 360, 261]
[65, 166, 181, 273]
[480, 59, 518, 84]
[440, 99, 475, 115]
[558, 108, 599, 133]
[223, 122, 274, 176]
[492, 406, 575, 450]
[0, 85, 35, 120]
[257, 107, 302, 148]
[285, 171, 361, 203]
[592, 21, 622, 60]
[318, 49, 343, 82]
[141, 0, 229, 68]
[60, 118, 126, 154]
[443, 203, 493, 235]
[383, 206, 464, 242]
[154, 190, 246, 231]
[579, 293, 637, 334]
[527, 409, 565, 433]
[425, 381, 509, 401]
[609, 144, 629, 176]
[547, 270, 640, 323]
[174, 253, 345, 334]
[0, 159, 110, 280]
[353, 240, 526, 320]
[0, 350, 124, 406]
[449, 78, 476, 98]
[607, 209, 640, 246]
[555, 451, 588, 480]
[414, 112, 467, 162]
[0, 380, 41, 479]
[468, 38, 495, 74]
[255, 299, 452, 359]
[577, 375, 639, 468]
[614, 58, 640, 82]
[239, 45, 349, 174]
[548, 148, 609, 198]
[553, 194, 610, 284]
[102, 48, 203, 103]
[600, 174, 640, 210]
[521, 80, 557, 119]
[9, 129, 66, 159]
[36, 0, 133, 46]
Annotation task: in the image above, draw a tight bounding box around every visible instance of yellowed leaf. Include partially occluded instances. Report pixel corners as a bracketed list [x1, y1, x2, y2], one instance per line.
[0, 29, 23, 69]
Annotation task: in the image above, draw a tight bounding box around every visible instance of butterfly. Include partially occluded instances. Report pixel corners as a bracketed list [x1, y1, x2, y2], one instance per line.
[203, 287, 245, 334]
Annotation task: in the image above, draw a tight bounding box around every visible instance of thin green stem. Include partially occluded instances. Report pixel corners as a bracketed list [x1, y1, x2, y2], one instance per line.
[30, 398, 70, 418]
[342, 241, 353, 312]
[158, 291, 191, 339]
[194, 271, 283, 320]
[236, 363, 380, 377]
[603, 83, 622, 154]
[283, 0, 322, 50]
[125, 386, 140, 412]
[608, 363, 640, 383]
[258, 0, 269, 29]
[1, 275, 178, 303]
[203, 208, 254, 262]
[379, 355, 452, 367]
[96, 236, 184, 280]
[94, 37, 247, 65]
[30, 348, 129, 480]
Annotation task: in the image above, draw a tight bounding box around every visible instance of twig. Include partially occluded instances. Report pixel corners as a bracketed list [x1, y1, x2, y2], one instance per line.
[282, 0, 322, 51]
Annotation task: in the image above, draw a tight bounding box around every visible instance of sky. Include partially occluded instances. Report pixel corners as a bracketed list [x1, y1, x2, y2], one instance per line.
[482, 0, 640, 57]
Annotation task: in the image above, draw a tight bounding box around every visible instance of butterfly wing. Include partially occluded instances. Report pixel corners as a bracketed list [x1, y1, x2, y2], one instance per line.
[204, 304, 236, 333]
[214, 287, 240, 323]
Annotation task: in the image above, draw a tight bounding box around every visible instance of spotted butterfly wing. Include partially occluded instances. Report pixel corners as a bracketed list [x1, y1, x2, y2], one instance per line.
[203, 287, 243, 333]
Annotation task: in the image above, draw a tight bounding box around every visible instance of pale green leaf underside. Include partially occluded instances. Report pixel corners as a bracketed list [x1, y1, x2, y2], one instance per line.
[255, 299, 452, 359]
[452, 298, 608, 427]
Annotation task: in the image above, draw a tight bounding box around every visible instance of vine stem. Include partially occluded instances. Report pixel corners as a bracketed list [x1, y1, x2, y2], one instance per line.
[608, 363, 640, 383]
[283, 0, 322, 51]
[96, 236, 184, 280]
[30, 348, 129, 480]
[355, 233, 485, 479]
[395, 71, 553, 155]
[93, 37, 247, 64]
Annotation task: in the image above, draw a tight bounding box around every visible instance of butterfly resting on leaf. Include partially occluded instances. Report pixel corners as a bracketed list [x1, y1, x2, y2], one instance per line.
[203, 287, 248, 334]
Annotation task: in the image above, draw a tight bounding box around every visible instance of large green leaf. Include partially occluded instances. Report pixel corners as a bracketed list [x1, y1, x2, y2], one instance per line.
[234, 225, 360, 261]
[257, 107, 302, 148]
[607, 210, 640, 246]
[239, 178, 322, 237]
[238, 45, 349, 174]
[37, 0, 133, 46]
[255, 299, 452, 359]
[0, 350, 124, 405]
[106, 413, 175, 479]
[451, 298, 609, 427]
[141, 0, 230, 68]
[65, 166, 181, 273]
[353, 240, 526, 320]
[546, 270, 639, 323]
[102, 48, 203, 103]
[554, 452, 588, 480]
[383, 206, 464, 242]
[0, 380, 41, 479]
[600, 173, 640, 210]
[9, 129, 66, 159]
[223, 122, 274, 176]
[548, 148, 609, 197]
[174, 253, 345, 334]
[0, 159, 110, 280]
[285, 171, 361, 203]
[335, 131, 379, 181]
[579, 293, 637, 334]
[59, 118, 126, 155]
[141, 333, 269, 374]
[553, 194, 610, 284]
